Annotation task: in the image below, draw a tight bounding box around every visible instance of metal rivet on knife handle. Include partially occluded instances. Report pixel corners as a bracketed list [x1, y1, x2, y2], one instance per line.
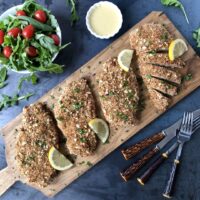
[121, 132, 165, 160]
[120, 147, 159, 181]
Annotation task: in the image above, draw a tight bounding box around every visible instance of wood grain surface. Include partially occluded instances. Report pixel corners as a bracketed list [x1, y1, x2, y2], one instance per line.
[0, 11, 200, 197]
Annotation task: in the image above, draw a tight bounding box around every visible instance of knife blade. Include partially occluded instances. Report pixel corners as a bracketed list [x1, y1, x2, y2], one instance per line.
[120, 109, 200, 181]
[156, 108, 200, 151]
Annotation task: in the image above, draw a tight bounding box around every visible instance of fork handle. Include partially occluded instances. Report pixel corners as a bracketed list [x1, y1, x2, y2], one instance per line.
[121, 132, 165, 160]
[163, 144, 183, 198]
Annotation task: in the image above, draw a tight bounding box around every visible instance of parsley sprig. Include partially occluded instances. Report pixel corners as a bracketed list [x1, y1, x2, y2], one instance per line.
[161, 0, 189, 24]
[66, 0, 79, 25]
[0, 93, 34, 111]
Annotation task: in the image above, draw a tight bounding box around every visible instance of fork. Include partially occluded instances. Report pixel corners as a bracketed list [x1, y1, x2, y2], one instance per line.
[163, 112, 194, 198]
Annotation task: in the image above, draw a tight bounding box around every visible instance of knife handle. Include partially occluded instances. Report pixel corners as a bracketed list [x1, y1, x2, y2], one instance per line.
[137, 153, 168, 185]
[121, 132, 165, 160]
[120, 147, 159, 181]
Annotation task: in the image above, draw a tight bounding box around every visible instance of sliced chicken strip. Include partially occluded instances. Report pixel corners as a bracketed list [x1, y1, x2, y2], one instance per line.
[148, 89, 171, 111]
[139, 64, 182, 84]
[143, 76, 177, 96]
[138, 52, 185, 69]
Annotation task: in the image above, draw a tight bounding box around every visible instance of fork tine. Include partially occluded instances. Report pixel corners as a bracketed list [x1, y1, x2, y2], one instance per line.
[189, 112, 193, 134]
[181, 112, 188, 132]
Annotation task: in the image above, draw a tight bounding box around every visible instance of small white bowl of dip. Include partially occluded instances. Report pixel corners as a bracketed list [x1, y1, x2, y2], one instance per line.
[86, 1, 123, 39]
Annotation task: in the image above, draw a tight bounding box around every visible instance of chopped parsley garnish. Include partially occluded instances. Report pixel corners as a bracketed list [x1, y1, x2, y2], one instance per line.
[86, 161, 93, 167]
[160, 32, 169, 41]
[183, 73, 192, 81]
[72, 102, 83, 110]
[74, 87, 81, 93]
[50, 95, 55, 99]
[108, 91, 115, 96]
[77, 128, 87, 135]
[123, 80, 129, 87]
[80, 137, 86, 143]
[148, 50, 157, 55]
[145, 74, 152, 79]
[35, 140, 47, 149]
[116, 112, 129, 122]
[127, 91, 134, 99]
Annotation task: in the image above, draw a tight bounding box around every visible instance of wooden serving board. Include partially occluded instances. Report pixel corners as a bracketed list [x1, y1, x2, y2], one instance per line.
[0, 11, 200, 197]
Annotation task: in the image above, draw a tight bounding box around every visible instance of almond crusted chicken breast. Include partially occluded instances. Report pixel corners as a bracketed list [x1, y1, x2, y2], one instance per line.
[16, 103, 60, 187]
[54, 79, 97, 157]
[97, 58, 139, 127]
[129, 23, 185, 111]
[130, 23, 173, 53]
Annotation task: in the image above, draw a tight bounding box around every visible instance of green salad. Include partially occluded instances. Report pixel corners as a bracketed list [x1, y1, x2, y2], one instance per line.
[0, 0, 69, 73]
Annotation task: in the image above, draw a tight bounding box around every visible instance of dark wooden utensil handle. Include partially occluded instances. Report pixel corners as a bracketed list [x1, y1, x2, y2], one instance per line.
[120, 147, 159, 181]
[137, 154, 168, 185]
[163, 159, 179, 198]
[121, 132, 164, 160]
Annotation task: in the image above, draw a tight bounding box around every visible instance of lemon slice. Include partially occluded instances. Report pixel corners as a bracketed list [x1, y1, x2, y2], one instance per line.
[117, 49, 134, 72]
[48, 146, 73, 171]
[88, 118, 109, 143]
[168, 39, 188, 61]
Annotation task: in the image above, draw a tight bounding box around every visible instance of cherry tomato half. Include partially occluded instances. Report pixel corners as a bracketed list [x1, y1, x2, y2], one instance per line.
[16, 10, 26, 16]
[34, 10, 47, 23]
[26, 46, 38, 57]
[22, 25, 35, 39]
[50, 34, 60, 46]
[8, 27, 21, 38]
[3, 46, 12, 58]
[0, 30, 5, 45]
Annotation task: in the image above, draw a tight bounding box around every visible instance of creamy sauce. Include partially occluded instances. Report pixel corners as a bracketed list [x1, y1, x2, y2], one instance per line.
[89, 4, 121, 37]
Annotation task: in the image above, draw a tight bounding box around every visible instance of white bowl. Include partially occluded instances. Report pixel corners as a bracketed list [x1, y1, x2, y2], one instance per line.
[86, 1, 123, 39]
[0, 5, 62, 74]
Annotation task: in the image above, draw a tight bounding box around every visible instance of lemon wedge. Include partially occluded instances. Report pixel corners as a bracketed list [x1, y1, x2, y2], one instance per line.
[168, 39, 188, 61]
[48, 146, 73, 171]
[88, 118, 109, 143]
[117, 49, 134, 72]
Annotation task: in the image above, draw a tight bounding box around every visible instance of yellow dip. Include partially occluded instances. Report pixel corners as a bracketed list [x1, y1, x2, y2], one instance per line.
[89, 3, 122, 37]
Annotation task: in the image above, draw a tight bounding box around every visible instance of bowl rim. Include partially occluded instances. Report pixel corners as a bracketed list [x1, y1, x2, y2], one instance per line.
[0, 4, 62, 74]
[86, 1, 123, 40]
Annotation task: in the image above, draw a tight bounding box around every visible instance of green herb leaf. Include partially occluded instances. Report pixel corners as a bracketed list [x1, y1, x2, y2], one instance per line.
[0, 93, 34, 111]
[145, 74, 152, 79]
[66, 0, 79, 26]
[116, 112, 129, 122]
[193, 27, 200, 48]
[0, 67, 7, 89]
[18, 73, 38, 90]
[183, 73, 192, 81]
[161, 0, 189, 24]
[72, 102, 83, 110]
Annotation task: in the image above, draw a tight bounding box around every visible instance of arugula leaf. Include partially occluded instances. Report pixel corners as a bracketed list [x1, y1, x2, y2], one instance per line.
[161, 0, 189, 24]
[0, 67, 7, 89]
[66, 0, 79, 25]
[193, 27, 200, 48]
[0, 93, 34, 111]
[18, 73, 38, 90]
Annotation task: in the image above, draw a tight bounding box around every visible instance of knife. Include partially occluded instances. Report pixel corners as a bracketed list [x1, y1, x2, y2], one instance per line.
[137, 115, 200, 185]
[120, 109, 200, 182]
